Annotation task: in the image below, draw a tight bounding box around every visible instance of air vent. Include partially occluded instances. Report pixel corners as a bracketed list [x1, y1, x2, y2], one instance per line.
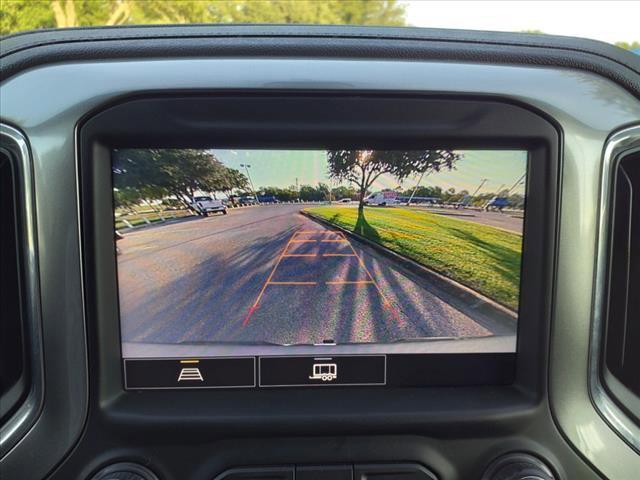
[603, 150, 640, 421]
[0, 149, 28, 422]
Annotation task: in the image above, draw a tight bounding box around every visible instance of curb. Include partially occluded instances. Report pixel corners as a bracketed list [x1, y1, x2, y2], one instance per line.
[301, 210, 517, 325]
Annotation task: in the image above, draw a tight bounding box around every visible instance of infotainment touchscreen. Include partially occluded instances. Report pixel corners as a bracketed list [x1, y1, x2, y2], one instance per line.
[113, 148, 527, 389]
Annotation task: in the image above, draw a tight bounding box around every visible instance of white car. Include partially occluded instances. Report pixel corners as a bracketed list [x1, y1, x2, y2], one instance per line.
[190, 196, 227, 216]
[364, 192, 400, 206]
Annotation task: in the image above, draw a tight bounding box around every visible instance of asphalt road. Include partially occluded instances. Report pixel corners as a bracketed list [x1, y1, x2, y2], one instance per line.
[118, 205, 516, 354]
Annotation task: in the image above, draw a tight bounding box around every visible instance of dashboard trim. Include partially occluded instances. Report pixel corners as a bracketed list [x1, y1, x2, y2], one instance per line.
[0, 124, 45, 457]
[590, 124, 640, 451]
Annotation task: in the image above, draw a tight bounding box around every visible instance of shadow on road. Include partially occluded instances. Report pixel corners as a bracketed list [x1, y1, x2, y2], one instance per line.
[121, 226, 298, 343]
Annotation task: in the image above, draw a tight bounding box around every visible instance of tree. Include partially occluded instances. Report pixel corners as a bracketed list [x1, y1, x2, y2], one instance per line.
[112, 148, 234, 212]
[51, 0, 131, 28]
[316, 182, 330, 200]
[1, 0, 407, 36]
[327, 150, 460, 214]
[257, 186, 298, 202]
[402, 185, 438, 199]
[299, 184, 327, 202]
[332, 185, 358, 200]
[213, 166, 249, 199]
[113, 186, 143, 212]
[615, 41, 640, 51]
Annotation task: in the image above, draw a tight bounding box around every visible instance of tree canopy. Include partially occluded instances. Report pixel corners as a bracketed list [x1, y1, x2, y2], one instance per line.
[113, 148, 248, 210]
[327, 149, 461, 212]
[1, 0, 407, 35]
[615, 41, 640, 51]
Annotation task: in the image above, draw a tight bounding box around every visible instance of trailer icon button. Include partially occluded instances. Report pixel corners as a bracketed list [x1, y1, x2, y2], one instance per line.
[309, 362, 337, 381]
[259, 355, 386, 387]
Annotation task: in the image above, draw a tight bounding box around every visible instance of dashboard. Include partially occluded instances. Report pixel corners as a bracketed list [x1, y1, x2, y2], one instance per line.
[1, 25, 639, 480]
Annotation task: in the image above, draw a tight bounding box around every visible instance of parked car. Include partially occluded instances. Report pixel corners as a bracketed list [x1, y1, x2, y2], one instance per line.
[364, 191, 400, 206]
[485, 196, 509, 212]
[190, 196, 227, 216]
[239, 196, 258, 206]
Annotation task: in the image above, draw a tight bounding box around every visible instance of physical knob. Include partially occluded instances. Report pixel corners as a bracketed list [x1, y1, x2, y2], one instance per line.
[91, 463, 159, 480]
[482, 453, 555, 480]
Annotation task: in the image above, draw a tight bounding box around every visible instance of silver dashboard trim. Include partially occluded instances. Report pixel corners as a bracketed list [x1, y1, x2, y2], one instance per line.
[0, 124, 45, 457]
[590, 125, 640, 452]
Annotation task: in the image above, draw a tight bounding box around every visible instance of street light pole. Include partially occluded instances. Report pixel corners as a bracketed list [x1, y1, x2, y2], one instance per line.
[467, 178, 489, 207]
[407, 169, 428, 206]
[507, 173, 526, 194]
[240, 164, 259, 203]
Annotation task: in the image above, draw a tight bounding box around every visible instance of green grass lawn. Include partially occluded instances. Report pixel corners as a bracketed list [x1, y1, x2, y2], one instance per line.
[304, 206, 522, 310]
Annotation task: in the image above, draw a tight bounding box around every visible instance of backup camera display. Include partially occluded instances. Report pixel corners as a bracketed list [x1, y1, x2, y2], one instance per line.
[113, 148, 526, 388]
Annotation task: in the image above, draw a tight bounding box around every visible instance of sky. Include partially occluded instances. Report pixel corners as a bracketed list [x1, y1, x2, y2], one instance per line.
[404, 1, 639, 45]
[212, 149, 528, 195]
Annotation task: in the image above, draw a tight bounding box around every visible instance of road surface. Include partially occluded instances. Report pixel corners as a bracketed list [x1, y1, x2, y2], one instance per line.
[117, 204, 516, 356]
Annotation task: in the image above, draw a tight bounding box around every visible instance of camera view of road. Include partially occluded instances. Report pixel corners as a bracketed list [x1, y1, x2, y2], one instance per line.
[114, 148, 525, 357]
[118, 204, 517, 357]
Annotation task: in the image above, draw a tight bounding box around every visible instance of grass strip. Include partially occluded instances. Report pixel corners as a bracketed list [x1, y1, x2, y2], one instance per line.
[305, 206, 522, 310]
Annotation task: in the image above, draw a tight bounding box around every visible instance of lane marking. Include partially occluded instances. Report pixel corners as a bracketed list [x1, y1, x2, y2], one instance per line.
[179, 359, 200, 364]
[243, 226, 404, 327]
[283, 254, 317, 257]
[242, 230, 298, 326]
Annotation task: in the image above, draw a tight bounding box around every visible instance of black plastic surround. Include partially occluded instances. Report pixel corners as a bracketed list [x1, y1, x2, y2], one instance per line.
[80, 94, 558, 396]
[603, 149, 640, 422]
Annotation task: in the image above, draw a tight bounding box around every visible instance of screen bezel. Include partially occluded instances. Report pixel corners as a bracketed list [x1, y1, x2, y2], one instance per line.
[79, 93, 558, 426]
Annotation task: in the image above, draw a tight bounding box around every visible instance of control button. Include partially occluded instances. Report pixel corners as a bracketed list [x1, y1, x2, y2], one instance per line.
[297, 465, 353, 480]
[90, 462, 158, 480]
[482, 453, 555, 480]
[178, 365, 204, 382]
[309, 362, 338, 382]
[124, 357, 255, 389]
[259, 355, 386, 387]
[213, 466, 294, 480]
[354, 464, 437, 480]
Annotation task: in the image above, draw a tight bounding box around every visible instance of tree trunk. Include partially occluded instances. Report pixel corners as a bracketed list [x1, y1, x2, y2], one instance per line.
[106, 1, 131, 26]
[358, 182, 367, 215]
[173, 190, 195, 213]
[52, 0, 78, 28]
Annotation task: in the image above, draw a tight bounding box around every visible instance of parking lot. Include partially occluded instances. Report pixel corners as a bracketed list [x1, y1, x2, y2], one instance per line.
[118, 204, 517, 357]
